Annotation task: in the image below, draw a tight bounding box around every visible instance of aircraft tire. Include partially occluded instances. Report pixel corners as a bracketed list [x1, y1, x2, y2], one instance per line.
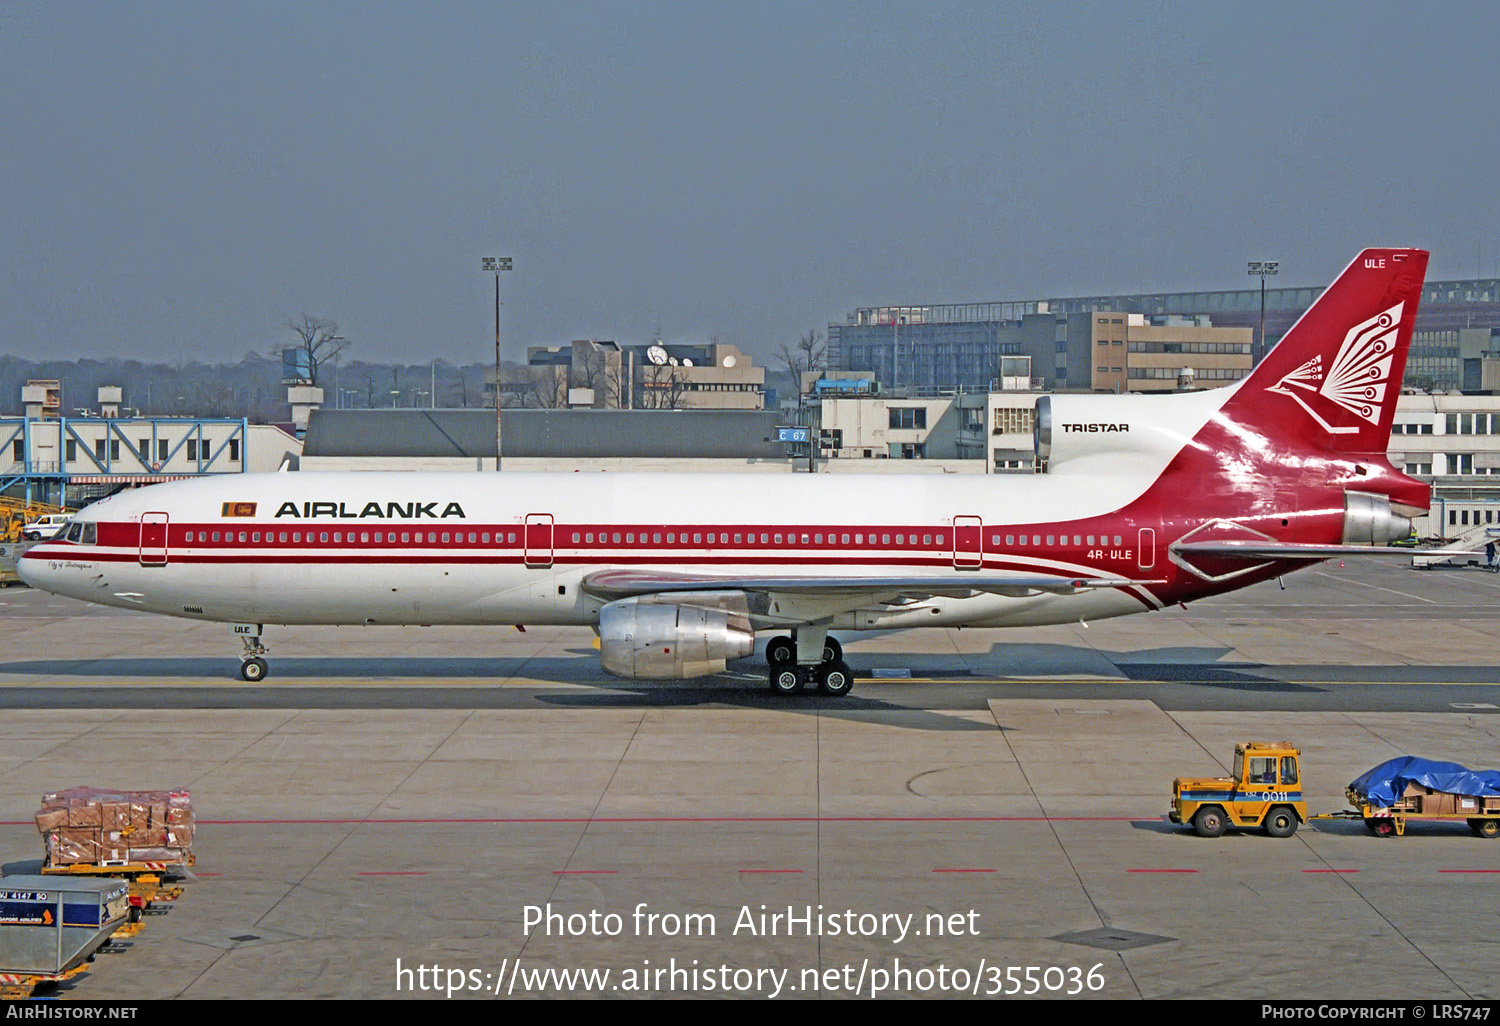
[816, 661, 854, 697]
[821, 637, 843, 664]
[765, 636, 796, 666]
[240, 657, 268, 682]
[1469, 818, 1499, 838]
[768, 665, 802, 696]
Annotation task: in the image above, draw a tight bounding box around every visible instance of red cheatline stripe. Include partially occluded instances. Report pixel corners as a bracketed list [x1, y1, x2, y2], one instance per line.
[932, 868, 996, 874]
[739, 869, 802, 874]
[554, 870, 616, 875]
[1127, 868, 1198, 874]
[195, 815, 1140, 825]
[357, 871, 428, 876]
[1438, 869, 1500, 874]
[1303, 869, 1359, 874]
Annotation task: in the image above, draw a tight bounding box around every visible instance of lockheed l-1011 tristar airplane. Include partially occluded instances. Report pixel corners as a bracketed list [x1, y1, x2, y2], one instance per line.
[20, 248, 1439, 697]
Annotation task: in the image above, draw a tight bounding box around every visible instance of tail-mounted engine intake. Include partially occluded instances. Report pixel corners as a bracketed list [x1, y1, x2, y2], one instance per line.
[1342, 490, 1413, 546]
[598, 593, 755, 679]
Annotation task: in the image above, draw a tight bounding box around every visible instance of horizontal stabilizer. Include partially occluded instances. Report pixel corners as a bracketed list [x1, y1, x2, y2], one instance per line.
[1172, 540, 1479, 561]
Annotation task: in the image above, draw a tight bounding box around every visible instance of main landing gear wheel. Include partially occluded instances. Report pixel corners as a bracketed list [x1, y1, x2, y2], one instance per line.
[821, 637, 843, 664]
[768, 665, 802, 696]
[1469, 818, 1500, 838]
[239, 657, 268, 682]
[765, 636, 796, 666]
[816, 660, 854, 697]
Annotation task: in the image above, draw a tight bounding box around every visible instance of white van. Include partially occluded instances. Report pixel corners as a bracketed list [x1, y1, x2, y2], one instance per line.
[22, 514, 71, 541]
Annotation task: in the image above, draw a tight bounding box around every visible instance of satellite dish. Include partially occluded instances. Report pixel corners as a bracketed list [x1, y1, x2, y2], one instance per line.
[669, 357, 679, 366]
[647, 345, 668, 366]
[722, 355, 736, 368]
[682, 358, 693, 367]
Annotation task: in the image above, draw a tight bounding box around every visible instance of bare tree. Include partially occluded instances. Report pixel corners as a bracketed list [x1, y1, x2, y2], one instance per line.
[637, 361, 688, 409]
[777, 329, 826, 390]
[280, 315, 351, 387]
[570, 342, 626, 408]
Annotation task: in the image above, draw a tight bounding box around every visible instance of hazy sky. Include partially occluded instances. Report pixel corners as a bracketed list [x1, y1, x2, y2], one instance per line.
[3, 1, 1498, 367]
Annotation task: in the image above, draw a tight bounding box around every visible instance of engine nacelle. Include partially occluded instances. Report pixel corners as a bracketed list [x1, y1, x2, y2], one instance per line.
[1034, 390, 1225, 474]
[598, 595, 755, 679]
[1342, 490, 1413, 546]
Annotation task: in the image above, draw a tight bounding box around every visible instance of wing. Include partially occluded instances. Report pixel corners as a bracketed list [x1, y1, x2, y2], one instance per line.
[580, 568, 1160, 626]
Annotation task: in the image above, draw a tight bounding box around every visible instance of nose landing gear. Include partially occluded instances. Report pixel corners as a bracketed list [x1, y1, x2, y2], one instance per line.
[235, 625, 269, 682]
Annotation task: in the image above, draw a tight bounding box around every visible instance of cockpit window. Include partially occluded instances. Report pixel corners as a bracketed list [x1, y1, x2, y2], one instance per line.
[81, 523, 96, 545]
[64, 522, 82, 542]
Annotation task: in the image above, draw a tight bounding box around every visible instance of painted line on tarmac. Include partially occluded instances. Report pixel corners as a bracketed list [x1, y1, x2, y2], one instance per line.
[1127, 868, 1198, 874]
[1303, 868, 1359, 873]
[1437, 869, 1500, 874]
[932, 868, 996, 874]
[554, 869, 617, 875]
[738, 869, 803, 874]
[357, 871, 428, 876]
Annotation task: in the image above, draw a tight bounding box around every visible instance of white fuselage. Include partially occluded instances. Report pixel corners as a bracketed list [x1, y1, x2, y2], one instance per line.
[20, 465, 1176, 632]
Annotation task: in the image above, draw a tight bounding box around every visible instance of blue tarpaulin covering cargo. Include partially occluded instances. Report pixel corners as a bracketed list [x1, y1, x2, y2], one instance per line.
[1349, 757, 1500, 808]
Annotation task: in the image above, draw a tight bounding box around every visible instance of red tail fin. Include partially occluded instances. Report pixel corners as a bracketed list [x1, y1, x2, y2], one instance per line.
[1224, 248, 1429, 457]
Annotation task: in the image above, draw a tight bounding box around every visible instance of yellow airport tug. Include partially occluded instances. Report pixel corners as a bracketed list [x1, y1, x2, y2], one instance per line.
[1169, 742, 1308, 838]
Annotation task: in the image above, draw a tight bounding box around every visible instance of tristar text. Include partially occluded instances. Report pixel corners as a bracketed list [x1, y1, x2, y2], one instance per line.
[1061, 423, 1129, 433]
[274, 501, 467, 519]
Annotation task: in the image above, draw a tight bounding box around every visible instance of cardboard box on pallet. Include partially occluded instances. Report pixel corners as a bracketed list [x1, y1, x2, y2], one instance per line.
[35, 787, 195, 867]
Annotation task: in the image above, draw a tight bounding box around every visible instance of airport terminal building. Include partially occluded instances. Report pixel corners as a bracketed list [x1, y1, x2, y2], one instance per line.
[829, 277, 1500, 394]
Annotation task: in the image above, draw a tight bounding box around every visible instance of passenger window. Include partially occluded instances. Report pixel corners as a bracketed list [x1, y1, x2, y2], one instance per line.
[855, 533, 863, 545]
[936, 533, 944, 545]
[814, 533, 823, 545]
[362, 533, 370, 543]
[653, 533, 662, 544]
[292, 533, 301, 543]
[774, 533, 783, 545]
[882, 534, 890, 545]
[1087, 535, 1095, 546]
[253, 532, 261, 543]
[401, 532, 410, 543]
[1005, 534, 1014, 546]
[923, 534, 932, 546]
[440, 532, 449, 544]
[1074, 535, 1081, 546]
[320, 532, 328, 543]
[279, 532, 288, 543]
[801, 534, 810, 545]
[212, 531, 221, 542]
[332, 532, 340, 543]
[1281, 757, 1299, 786]
[734, 533, 742, 545]
[842, 534, 850, 545]
[612, 533, 620, 544]
[1113, 535, 1123, 546]
[693, 533, 702, 545]
[1046, 535, 1055, 546]
[1032, 535, 1041, 546]
[481, 532, 489, 543]
[667, 533, 675, 544]
[625, 533, 634, 544]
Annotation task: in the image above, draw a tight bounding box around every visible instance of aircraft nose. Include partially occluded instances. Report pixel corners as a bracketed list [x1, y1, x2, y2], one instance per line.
[16, 550, 57, 592]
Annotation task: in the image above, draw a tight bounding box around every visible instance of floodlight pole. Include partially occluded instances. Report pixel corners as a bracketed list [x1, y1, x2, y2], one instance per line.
[483, 257, 513, 470]
[1248, 260, 1279, 364]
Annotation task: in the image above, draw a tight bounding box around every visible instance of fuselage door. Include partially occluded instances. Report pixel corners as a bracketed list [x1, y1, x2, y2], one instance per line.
[139, 512, 169, 567]
[953, 515, 983, 569]
[524, 513, 554, 568]
[1138, 527, 1156, 571]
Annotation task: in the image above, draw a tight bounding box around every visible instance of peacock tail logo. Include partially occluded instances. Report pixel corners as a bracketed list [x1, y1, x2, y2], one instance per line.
[1267, 303, 1402, 435]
